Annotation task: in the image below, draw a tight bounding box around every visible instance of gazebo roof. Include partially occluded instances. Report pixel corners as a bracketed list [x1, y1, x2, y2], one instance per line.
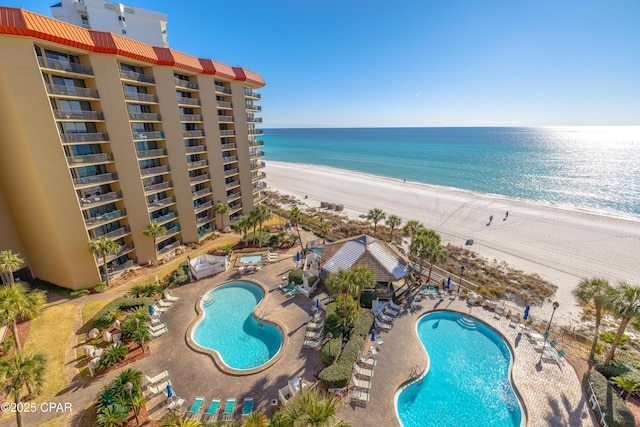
[321, 235, 410, 282]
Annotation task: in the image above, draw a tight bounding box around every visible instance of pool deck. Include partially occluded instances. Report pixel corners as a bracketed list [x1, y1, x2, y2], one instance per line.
[130, 252, 593, 427]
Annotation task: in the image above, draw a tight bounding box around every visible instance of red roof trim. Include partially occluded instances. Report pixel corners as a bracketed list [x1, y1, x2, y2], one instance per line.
[0, 7, 264, 87]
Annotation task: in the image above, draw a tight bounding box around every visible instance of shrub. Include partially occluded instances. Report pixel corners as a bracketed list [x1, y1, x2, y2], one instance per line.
[97, 343, 127, 371]
[32, 278, 73, 296]
[318, 360, 353, 389]
[92, 297, 155, 330]
[596, 359, 640, 384]
[93, 283, 107, 293]
[308, 276, 319, 287]
[70, 289, 90, 297]
[583, 370, 636, 427]
[174, 261, 191, 286]
[360, 292, 376, 309]
[321, 334, 343, 366]
[288, 269, 303, 285]
[350, 310, 374, 338]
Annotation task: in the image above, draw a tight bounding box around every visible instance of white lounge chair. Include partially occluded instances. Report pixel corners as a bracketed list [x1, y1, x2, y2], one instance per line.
[148, 322, 167, 332]
[306, 330, 322, 340]
[307, 321, 324, 331]
[146, 379, 171, 397]
[378, 313, 395, 324]
[357, 352, 377, 367]
[168, 397, 186, 411]
[387, 301, 403, 312]
[375, 318, 392, 331]
[149, 327, 168, 338]
[351, 375, 372, 391]
[350, 388, 370, 407]
[157, 299, 173, 308]
[303, 339, 321, 350]
[353, 363, 374, 378]
[164, 291, 180, 302]
[383, 305, 399, 317]
[151, 304, 169, 314]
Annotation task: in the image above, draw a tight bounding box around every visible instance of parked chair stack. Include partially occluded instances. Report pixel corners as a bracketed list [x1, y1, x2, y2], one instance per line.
[303, 314, 324, 350]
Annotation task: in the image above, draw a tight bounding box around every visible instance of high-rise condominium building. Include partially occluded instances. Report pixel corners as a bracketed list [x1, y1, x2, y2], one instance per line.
[51, 0, 169, 47]
[0, 7, 266, 290]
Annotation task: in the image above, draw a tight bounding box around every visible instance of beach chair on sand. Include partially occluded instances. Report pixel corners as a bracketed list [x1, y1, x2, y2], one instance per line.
[242, 397, 254, 418]
[221, 398, 236, 421]
[185, 396, 204, 419]
[201, 398, 221, 422]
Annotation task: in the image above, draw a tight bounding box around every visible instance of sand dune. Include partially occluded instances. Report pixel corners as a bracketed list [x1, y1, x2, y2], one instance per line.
[264, 161, 640, 326]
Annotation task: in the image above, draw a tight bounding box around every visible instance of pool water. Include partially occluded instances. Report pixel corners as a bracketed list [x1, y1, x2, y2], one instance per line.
[396, 311, 523, 427]
[193, 281, 282, 370]
[240, 254, 263, 264]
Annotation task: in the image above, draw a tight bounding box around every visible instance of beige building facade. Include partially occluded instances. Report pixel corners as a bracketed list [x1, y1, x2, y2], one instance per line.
[0, 7, 266, 289]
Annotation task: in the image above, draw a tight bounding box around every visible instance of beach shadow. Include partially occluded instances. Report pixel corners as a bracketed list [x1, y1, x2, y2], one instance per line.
[515, 332, 522, 348]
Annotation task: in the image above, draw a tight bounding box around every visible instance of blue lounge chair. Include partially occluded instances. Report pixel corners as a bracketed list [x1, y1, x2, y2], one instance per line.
[280, 283, 295, 293]
[186, 396, 204, 418]
[242, 397, 254, 418]
[202, 398, 221, 422]
[222, 398, 236, 421]
[286, 286, 300, 298]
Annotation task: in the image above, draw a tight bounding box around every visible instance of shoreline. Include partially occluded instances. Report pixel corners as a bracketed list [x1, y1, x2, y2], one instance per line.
[264, 160, 640, 327]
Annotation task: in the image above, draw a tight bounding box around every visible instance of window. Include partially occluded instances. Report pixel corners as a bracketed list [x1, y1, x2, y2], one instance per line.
[122, 29, 127, 35]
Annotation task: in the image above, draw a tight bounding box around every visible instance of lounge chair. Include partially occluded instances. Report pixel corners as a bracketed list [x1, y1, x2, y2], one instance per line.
[242, 397, 254, 418]
[149, 327, 168, 338]
[221, 398, 236, 421]
[286, 286, 301, 298]
[201, 398, 221, 422]
[357, 352, 377, 367]
[549, 339, 559, 348]
[543, 348, 567, 364]
[151, 304, 169, 314]
[238, 265, 246, 274]
[145, 370, 168, 385]
[305, 330, 322, 340]
[186, 396, 204, 419]
[420, 283, 433, 299]
[148, 322, 167, 332]
[307, 320, 324, 331]
[145, 379, 171, 397]
[164, 291, 180, 302]
[351, 375, 372, 391]
[168, 397, 185, 411]
[509, 315, 519, 328]
[303, 339, 321, 350]
[378, 313, 395, 324]
[387, 301, 403, 312]
[353, 363, 374, 378]
[350, 388, 370, 408]
[157, 299, 173, 308]
[375, 318, 392, 331]
[383, 304, 399, 317]
[280, 282, 295, 293]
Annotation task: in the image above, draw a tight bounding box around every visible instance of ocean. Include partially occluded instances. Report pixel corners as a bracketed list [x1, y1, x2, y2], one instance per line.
[261, 127, 640, 220]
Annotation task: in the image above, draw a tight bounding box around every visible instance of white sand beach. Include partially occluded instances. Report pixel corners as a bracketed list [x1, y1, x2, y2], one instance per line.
[265, 160, 640, 326]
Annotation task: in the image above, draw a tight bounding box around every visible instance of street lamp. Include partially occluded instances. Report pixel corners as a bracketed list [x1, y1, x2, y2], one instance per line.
[546, 301, 560, 333]
[458, 265, 465, 294]
[326, 332, 333, 360]
[123, 382, 139, 426]
[538, 301, 559, 367]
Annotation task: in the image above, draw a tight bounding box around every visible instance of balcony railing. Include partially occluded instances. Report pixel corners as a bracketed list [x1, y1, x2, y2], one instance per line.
[219, 130, 235, 136]
[218, 115, 234, 123]
[226, 191, 241, 201]
[95, 225, 130, 240]
[224, 168, 239, 177]
[180, 114, 203, 122]
[253, 192, 267, 204]
[217, 100, 233, 109]
[251, 162, 266, 170]
[249, 151, 265, 159]
[152, 211, 177, 224]
[101, 244, 134, 263]
[183, 130, 204, 138]
[124, 92, 158, 103]
[253, 181, 267, 192]
[190, 173, 210, 183]
[192, 187, 212, 198]
[244, 88, 261, 99]
[38, 56, 93, 75]
[225, 180, 240, 189]
[157, 240, 182, 257]
[176, 96, 201, 106]
[137, 148, 168, 159]
[79, 191, 122, 208]
[175, 79, 199, 90]
[133, 131, 165, 140]
[215, 85, 232, 94]
[229, 203, 243, 213]
[119, 69, 155, 84]
[85, 209, 126, 227]
[222, 156, 238, 164]
[248, 129, 264, 136]
[47, 84, 99, 98]
[61, 133, 108, 143]
[194, 200, 213, 211]
[144, 181, 173, 193]
[128, 112, 161, 121]
[196, 215, 213, 226]
[104, 259, 137, 280]
[140, 165, 170, 176]
[184, 145, 206, 153]
[54, 110, 104, 121]
[187, 160, 209, 170]
[67, 153, 114, 165]
[148, 196, 175, 210]
[159, 225, 181, 240]
[221, 143, 237, 150]
[252, 171, 267, 181]
[249, 140, 265, 147]
[247, 117, 263, 123]
[245, 104, 262, 111]
[74, 172, 118, 186]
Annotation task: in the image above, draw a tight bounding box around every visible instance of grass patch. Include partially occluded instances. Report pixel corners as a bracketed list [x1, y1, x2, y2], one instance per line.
[23, 303, 76, 403]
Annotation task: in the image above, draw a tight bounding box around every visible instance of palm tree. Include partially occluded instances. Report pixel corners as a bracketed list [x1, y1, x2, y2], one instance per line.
[604, 284, 640, 365]
[319, 222, 331, 244]
[0, 249, 24, 286]
[279, 388, 350, 427]
[610, 376, 640, 400]
[88, 237, 121, 287]
[213, 201, 231, 231]
[0, 352, 47, 427]
[419, 230, 448, 286]
[242, 412, 269, 427]
[0, 283, 45, 354]
[351, 266, 375, 306]
[572, 277, 612, 361]
[367, 208, 385, 237]
[326, 270, 361, 332]
[386, 215, 402, 242]
[290, 206, 305, 254]
[143, 222, 167, 264]
[255, 204, 273, 234]
[130, 322, 150, 353]
[161, 412, 202, 427]
[230, 215, 251, 241]
[97, 405, 128, 427]
[409, 231, 436, 285]
[402, 220, 424, 241]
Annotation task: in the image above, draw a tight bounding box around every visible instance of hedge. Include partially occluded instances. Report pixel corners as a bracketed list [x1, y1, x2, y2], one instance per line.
[583, 370, 636, 427]
[288, 269, 304, 285]
[596, 359, 640, 384]
[175, 261, 191, 286]
[321, 335, 343, 366]
[92, 297, 155, 330]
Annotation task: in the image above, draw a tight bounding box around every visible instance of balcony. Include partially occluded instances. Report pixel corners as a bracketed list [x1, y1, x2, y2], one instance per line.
[133, 131, 165, 140]
[119, 69, 155, 84]
[251, 171, 267, 181]
[104, 259, 137, 280]
[225, 179, 240, 189]
[137, 148, 168, 159]
[85, 209, 126, 227]
[47, 84, 99, 99]
[54, 110, 104, 121]
[253, 192, 267, 204]
[220, 130, 235, 136]
[194, 200, 213, 212]
[100, 244, 134, 263]
[175, 79, 199, 90]
[217, 100, 233, 109]
[251, 162, 266, 170]
[249, 151, 265, 159]
[189, 173, 210, 184]
[196, 215, 213, 226]
[184, 145, 206, 154]
[180, 114, 203, 122]
[247, 117, 263, 123]
[226, 191, 241, 201]
[187, 159, 209, 170]
[152, 211, 177, 224]
[144, 181, 173, 193]
[67, 153, 114, 166]
[61, 133, 108, 143]
[218, 115, 234, 123]
[140, 165, 170, 176]
[221, 143, 237, 150]
[229, 203, 243, 213]
[224, 168, 239, 177]
[248, 129, 264, 136]
[79, 191, 122, 208]
[176, 96, 201, 106]
[183, 130, 204, 138]
[124, 92, 158, 103]
[159, 225, 181, 240]
[95, 225, 130, 240]
[157, 240, 182, 258]
[215, 85, 232, 94]
[38, 56, 93, 75]
[74, 172, 118, 187]
[245, 104, 261, 112]
[222, 156, 238, 164]
[253, 181, 267, 192]
[128, 112, 161, 121]
[249, 140, 265, 147]
[148, 196, 175, 211]
[244, 88, 261, 99]
[191, 187, 212, 199]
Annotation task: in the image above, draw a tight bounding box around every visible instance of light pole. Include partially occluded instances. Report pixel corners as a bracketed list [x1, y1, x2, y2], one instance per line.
[546, 301, 560, 333]
[123, 381, 139, 426]
[458, 265, 465, 294]
[538, 301, 559, 367]
[326, 332, 333, 362]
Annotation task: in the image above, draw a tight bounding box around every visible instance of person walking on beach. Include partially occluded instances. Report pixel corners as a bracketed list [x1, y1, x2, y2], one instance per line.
[489, 215, 493, 225]
[504, 211, 509, 220]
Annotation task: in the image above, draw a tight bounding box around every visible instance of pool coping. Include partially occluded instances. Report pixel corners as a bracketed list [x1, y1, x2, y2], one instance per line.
[185, 279, 288, 376]
[393, 309, 529, 427]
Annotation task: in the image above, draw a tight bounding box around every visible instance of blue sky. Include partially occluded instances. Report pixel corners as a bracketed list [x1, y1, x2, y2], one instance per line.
[5, 1, 640, 127]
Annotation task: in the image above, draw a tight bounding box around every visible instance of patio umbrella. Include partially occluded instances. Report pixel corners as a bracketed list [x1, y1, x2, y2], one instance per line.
[148, 304, 155, 316]
[315, 298, 320, 310]
[166, 383, 173, 398]
[371, 329, 376, 342]
[295, 251, 301, 262]
[523, 306, 530, 320]
[446, 276, 451, 289]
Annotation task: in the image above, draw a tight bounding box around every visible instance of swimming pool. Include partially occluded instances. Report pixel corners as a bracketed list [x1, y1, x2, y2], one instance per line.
[192, 281, 282, 370]
[396, 311, 524, 427]
[240, 254, 263, 264]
